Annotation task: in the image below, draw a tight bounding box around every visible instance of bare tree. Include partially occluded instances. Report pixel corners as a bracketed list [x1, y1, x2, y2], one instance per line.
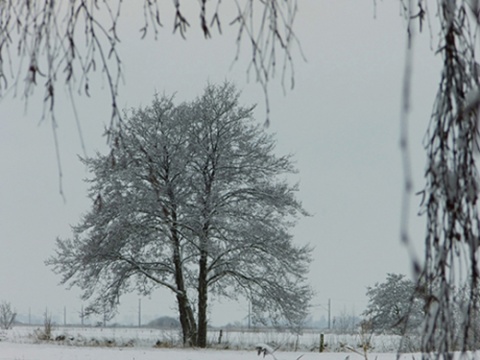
[0, 301, 16, 330]
[333, 308, 359, 335]
[46, 82, 313, 348]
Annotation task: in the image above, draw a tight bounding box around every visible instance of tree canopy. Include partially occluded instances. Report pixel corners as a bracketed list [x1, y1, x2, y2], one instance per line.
[46, 82, 313, 347]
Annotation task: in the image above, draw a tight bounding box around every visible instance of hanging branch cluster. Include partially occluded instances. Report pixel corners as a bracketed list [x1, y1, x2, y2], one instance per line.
[230, 0, 302, 123]
[402, 0, 480, 355]
[0, 0, 127, 125]
[0, 0, 300, 128]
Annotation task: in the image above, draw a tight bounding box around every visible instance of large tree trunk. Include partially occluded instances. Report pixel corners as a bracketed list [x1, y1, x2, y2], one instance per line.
[196, 163, 213, 348]
[169, 205, 197, 346]
[173, 246, 197, 346]
[197, 184, 211, 348]
[197, 248, 208, 348]
[176, 291, 197, 346]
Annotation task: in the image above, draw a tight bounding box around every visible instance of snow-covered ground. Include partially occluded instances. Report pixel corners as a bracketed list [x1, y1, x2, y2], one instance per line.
[0, 341, 417, 360]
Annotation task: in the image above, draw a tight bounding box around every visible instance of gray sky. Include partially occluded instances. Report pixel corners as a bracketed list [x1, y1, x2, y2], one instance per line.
[0, 1, 441, 326]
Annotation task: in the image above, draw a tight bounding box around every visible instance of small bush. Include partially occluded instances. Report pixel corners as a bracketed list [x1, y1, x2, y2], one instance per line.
[33, 310, 54, 341]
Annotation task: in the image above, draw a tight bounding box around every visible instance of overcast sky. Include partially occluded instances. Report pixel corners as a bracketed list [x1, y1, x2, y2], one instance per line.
[0, 1, 441, 327]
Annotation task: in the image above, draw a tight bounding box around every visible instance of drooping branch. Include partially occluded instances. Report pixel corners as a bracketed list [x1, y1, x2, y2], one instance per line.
[400, 0, 480, 355]
[0, 1, 300, 127]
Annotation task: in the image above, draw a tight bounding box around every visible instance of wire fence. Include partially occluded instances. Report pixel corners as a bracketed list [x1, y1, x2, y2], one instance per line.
[1, 324, 410, 353]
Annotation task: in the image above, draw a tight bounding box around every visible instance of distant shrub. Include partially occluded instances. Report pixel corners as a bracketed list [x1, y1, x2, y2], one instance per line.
[147, 316, 180, 329]
[0, 301, 16, 330]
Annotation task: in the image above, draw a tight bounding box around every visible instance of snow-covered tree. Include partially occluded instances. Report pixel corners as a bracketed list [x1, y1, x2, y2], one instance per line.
[363, 273, 424, 335]
[46, 82, 313, 347]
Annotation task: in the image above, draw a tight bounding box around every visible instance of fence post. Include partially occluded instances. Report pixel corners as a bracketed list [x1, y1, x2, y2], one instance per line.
[218, 329, 223, 345]
[319, 333, 324, 352]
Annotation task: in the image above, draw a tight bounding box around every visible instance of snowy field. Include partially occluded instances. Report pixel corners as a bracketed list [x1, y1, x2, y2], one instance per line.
[0, 326, 409, 352]
[0, 326, 425, 360]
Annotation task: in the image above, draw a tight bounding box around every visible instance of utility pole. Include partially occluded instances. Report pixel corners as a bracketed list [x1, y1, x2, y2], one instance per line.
[102, 304, 107, 327]
[328, 299, 331, 330]
[64, 306, 66, 326]
[138, 299, 142, 328]
[80, 305, 84, 326]
[248, 300, 251, 329]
